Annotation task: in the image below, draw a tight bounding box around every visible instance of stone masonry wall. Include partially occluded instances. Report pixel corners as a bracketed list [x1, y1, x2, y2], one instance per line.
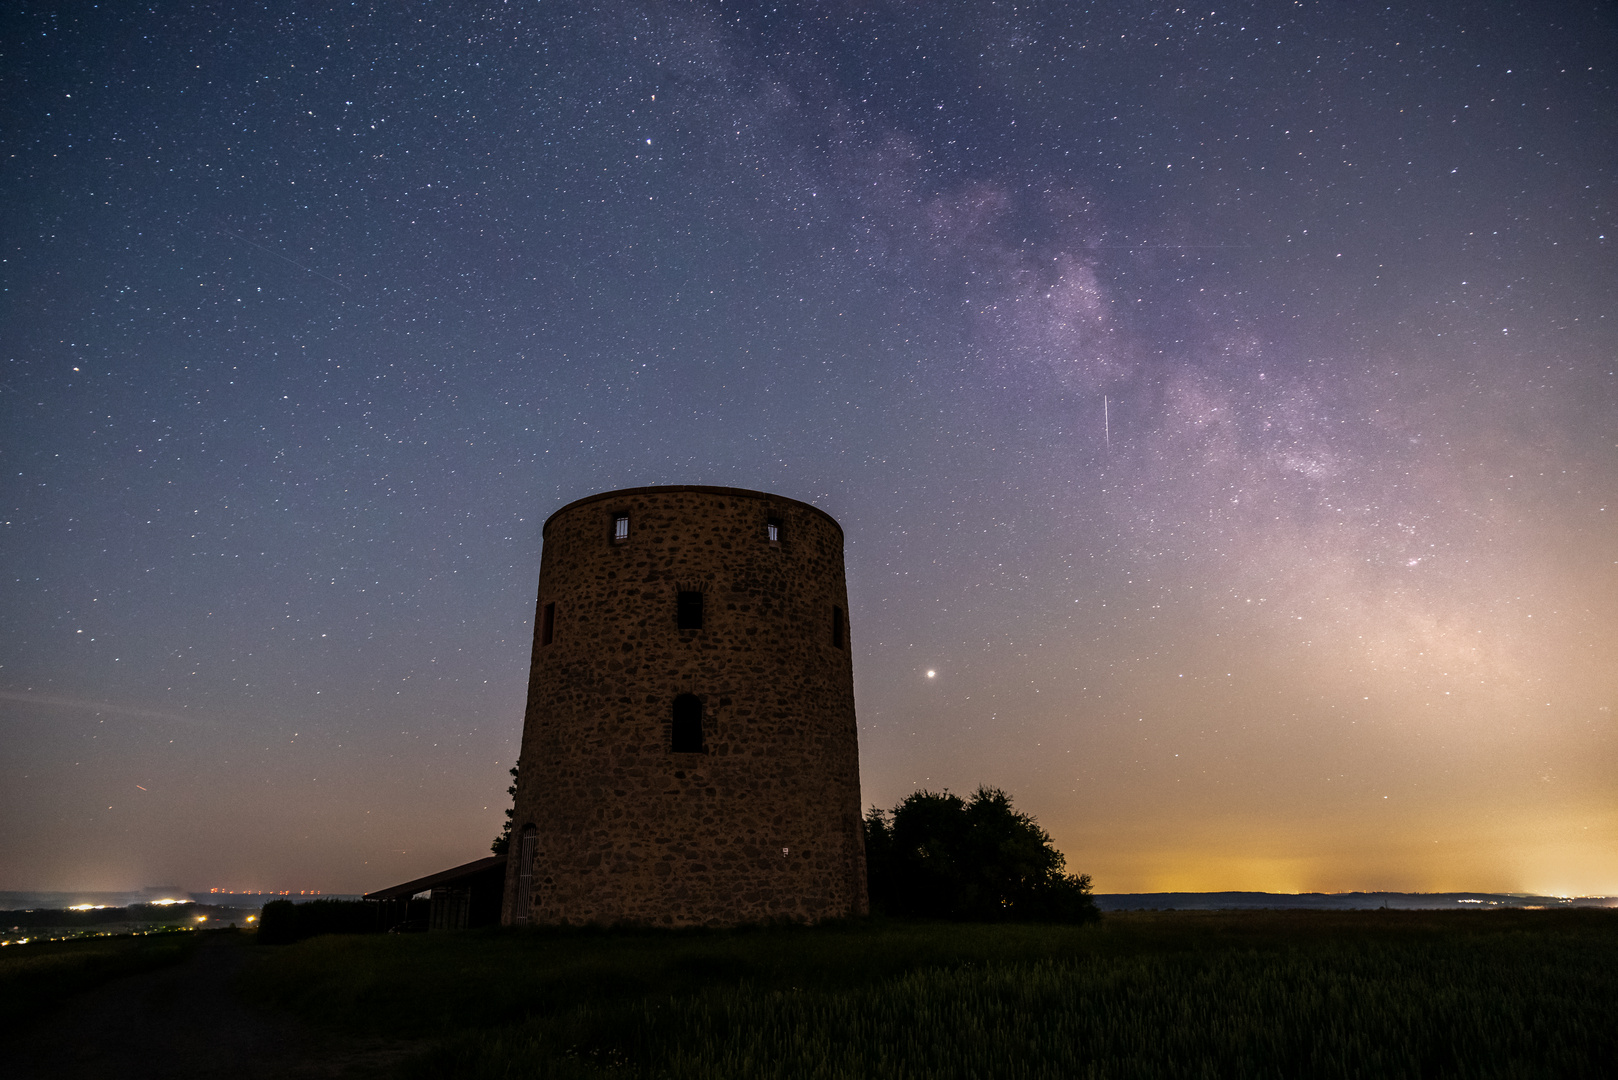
[502, 486, 868, 926]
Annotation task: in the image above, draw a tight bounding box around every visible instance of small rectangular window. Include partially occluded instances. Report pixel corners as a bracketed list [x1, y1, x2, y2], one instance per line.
[677, 590, 704, 630]
[766, 519, 781, 543]
[832, 605, 845, 649]
[672, 694, 704, 753]
[541, 602, 555, 646]
[613, 514, 630, 541]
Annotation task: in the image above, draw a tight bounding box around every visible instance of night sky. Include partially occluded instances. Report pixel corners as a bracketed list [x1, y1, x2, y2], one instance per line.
[4, 1, 1615, 898]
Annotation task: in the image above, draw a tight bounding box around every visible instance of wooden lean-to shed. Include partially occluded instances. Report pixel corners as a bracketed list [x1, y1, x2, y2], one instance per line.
[364, 855, 507, 931]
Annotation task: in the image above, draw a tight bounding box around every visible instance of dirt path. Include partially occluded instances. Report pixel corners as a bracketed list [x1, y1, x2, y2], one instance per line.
[4, 933, 421, 1079]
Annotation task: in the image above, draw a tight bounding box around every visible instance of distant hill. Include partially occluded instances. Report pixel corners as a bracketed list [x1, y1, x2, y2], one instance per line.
[1094, 891, 1616, 911]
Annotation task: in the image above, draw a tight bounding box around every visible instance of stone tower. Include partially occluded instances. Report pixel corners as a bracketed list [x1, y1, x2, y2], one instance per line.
[502, 485, 868, 926]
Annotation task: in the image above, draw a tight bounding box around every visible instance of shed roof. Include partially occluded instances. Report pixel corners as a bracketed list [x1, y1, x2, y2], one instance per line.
[363, 856, 505, 901]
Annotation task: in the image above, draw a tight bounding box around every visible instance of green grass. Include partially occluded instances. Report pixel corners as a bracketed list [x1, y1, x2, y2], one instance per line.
[0, 927, 200, 1021]
[238, 911, 1618, 1078]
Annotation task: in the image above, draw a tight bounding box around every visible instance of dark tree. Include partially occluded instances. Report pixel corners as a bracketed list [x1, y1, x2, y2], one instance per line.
[256, 899, 379, 944]
[491, 762, 519, 855]
[865, 786, 1098, 923]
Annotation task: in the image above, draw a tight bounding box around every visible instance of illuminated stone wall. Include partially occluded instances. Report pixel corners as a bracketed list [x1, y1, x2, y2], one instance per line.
[503, 486, 868, 926]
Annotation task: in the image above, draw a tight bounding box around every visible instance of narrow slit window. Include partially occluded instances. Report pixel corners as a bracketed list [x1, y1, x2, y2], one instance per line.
[672, 693, 704, 753]
[541, 602, 556, 646]
[613, 514, 630, 542]
[766, 518, 781, 544]
[831, 605, 845, 649]
[677, 590, 704, 630]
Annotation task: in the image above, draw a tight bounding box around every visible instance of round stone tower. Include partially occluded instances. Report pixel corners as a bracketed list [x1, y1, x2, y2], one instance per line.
[502, 485, 868, 926]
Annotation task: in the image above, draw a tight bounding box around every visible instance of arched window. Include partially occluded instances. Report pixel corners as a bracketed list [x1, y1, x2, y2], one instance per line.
[514, 825, 537, 924]
[672, 693, 704, 753]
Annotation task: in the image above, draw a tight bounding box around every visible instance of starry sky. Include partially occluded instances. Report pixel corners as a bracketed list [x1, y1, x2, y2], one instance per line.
[4, 1, 1615, 898]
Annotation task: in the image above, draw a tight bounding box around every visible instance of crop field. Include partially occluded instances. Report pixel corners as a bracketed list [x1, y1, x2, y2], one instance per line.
[239, 910, 1617, 1079]
[0, 929, 198, 1022]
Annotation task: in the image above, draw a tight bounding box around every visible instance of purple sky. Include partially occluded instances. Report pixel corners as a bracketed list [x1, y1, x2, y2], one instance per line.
[4, 0, 1615, 896]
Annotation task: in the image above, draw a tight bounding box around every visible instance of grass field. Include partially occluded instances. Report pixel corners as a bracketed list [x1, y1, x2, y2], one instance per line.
[238, 910, 1616, 1079]
[0, 928, 199, 1022]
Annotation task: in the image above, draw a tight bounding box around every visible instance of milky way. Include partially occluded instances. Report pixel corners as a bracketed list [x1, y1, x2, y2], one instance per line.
[3, 2, 1615, 895]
